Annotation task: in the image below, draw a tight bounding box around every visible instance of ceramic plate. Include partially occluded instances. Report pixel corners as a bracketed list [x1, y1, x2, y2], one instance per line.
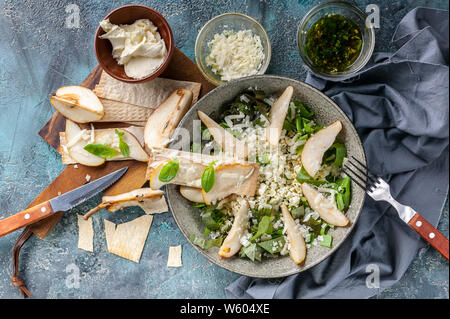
[166, 75, 366, 278]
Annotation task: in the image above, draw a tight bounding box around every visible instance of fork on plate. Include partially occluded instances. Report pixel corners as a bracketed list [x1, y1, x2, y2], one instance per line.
[344, 156, 449, 260]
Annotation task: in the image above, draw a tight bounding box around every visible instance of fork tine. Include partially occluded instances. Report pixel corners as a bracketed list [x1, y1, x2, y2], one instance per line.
[347, 160, 377, 184]
[344, 164, 377, 193]
[351, 156, 377, 179]
[343, 168, 367, 191]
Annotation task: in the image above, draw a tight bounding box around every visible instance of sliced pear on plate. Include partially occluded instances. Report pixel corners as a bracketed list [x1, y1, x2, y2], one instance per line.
[201, 163, 259, 205]
[179, 186, 204, 203]
[301, 182, 349, 227]
[219, 198, 249, 258]
[301, 120, 342, 177]
[281, 204, 306, 265]
[65, 120, 105, 167]
[266, 86, 293, 146]
[51, 86, 104, 123]
[144, 88, 193, 149]
[197, 110, 248, 159]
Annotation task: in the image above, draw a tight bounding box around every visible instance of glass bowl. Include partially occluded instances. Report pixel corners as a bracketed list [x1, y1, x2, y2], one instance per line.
[297, 1, 375, 78]
[195, 13, 271, 86]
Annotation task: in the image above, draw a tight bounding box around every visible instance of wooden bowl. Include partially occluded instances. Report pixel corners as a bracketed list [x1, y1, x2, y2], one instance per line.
[94, 5, 174, 84]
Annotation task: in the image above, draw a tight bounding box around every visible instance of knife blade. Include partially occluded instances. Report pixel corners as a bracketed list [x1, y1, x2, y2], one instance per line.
[0, 166, 128, 237]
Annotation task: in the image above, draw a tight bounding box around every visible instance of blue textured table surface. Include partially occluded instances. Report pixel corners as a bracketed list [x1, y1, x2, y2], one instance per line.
[0, 0, 448, 299]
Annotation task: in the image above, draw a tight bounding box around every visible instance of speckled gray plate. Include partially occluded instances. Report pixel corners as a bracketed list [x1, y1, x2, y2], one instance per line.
[166, 75, 366, 278]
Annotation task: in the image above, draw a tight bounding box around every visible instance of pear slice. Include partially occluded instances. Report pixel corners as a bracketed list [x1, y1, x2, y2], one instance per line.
[266, 86, 294, 146]
[144, 88, 193, 149]
[179, 186, 204, 203]
[65, 120, 105, 167]
[281, 204, 306, 265]
[301, 183, 349, 226]
[51, 86, 104, 123]
[201, 163, 259, 205]
[149, 159, 206, 190]
[146, 148, 255, 188]
[94, 129, 149, 162]
[219, 198, 249, 258]
[197, 110, 248, 159]
[84, 188, 166, 219]
[301, 120, 342, 177]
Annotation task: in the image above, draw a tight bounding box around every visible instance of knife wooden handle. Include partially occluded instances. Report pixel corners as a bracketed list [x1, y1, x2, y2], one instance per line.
[0, 201, 54, 237]
[408, 213, 449, 260]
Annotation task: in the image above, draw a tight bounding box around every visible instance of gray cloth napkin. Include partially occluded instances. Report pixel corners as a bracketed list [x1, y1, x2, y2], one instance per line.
[226, 7, 449, 299]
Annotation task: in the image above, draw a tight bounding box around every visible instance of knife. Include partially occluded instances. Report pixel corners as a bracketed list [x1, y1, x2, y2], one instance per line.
[0, 167, 128, 237]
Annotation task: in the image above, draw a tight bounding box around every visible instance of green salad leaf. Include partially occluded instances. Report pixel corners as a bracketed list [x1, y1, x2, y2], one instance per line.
[239, 243, 262, 262]
[190, 233, 223, 250]
[251, 215, 274, 241]
[258, 236, 285, 255]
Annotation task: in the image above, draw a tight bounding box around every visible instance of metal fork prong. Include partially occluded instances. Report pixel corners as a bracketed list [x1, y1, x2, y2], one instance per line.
[351, 156, 377, 179]
[343, 168, 367, 191]
[347, 160, 377, 185]
[344, 165, 374, 191]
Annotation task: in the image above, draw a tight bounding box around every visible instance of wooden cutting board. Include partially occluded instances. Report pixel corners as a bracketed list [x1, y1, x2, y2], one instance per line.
[29, 48, 215, 239]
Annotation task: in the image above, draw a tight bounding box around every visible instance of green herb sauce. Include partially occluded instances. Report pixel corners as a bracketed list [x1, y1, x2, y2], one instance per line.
[305, 14, 362, 73]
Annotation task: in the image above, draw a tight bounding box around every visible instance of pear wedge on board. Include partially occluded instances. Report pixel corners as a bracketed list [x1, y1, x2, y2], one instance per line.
[144, 88, 193, 149]
[51, 86, 104, 123]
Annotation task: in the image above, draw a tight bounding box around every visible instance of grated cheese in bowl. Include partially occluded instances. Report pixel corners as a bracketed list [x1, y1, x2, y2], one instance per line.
[205, 30, 265, 81]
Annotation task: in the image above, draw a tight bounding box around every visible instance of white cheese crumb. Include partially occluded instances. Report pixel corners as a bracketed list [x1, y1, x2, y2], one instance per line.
[85, 174, 91, 182]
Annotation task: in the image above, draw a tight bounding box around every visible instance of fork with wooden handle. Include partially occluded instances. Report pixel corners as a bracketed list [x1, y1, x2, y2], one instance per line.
[344, 157, 449, 260]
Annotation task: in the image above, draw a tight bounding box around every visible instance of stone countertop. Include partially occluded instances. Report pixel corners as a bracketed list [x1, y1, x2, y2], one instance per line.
[0, 0, 448, 299]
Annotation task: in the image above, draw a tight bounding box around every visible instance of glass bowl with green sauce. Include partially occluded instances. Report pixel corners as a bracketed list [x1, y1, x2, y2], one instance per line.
[297, 1, 375, 78]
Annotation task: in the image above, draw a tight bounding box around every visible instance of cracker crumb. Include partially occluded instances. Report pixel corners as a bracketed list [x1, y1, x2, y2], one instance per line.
[167, 245, 182, 268]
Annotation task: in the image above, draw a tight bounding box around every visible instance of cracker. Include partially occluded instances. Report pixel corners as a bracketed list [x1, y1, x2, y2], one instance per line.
[93, 72, 201, 109]
[97, 98, 154, 122]
[107, 215, 153, 263]
[167, 245, 182, 268]
[77, 214, 94, 252]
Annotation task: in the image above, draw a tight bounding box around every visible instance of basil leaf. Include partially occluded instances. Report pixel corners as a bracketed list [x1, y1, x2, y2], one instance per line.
[84, 144, 119, 158]
[114, 129, 130, 157]
[158, 158, 179, 182]
[201, 163, 215, 193]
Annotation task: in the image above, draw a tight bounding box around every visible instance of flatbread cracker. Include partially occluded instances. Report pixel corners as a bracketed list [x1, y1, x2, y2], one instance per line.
[93, 72, 201, 109]
[104, 219, 116, 252]
[77, 214, 94, 252]
[107, 215, 153, 263]
[167, 245, 182, 268]
[97, 98, 154, 122]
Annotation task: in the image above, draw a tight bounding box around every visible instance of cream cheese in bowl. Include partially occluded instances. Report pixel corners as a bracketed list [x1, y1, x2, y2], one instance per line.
[99, 18, 168, 79]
